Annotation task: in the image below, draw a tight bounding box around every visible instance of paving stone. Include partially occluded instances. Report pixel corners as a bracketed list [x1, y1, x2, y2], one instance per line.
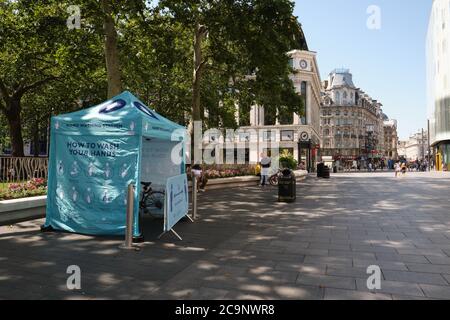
[353, 259, 408, 271]
[303, 256, 353, 267]
[328, 250, 376, 260]
[420, 284, 450, 299]
[296, 274, 356, 290]
[355, 279, 425, 297]
[324, 288, 392, 300]
[396, 249, 446, 256]
[326, 266, 375, 279]
[275, 262, 326, 274]
[382, 270, 448, 286]
[2, 172, 450, 300]
[425, 255, 450, 265]
[375, 253, 430, 264]
[273, 284, 324, 300]
[406, 263, 450, 274]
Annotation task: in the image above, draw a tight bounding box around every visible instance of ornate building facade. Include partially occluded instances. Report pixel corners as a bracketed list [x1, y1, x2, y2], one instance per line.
[383, 118, 399, 161]
[240, 49, 322, 171]
[320, 69, 386, 168]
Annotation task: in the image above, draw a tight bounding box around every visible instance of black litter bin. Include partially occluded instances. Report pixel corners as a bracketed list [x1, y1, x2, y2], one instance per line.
[278, 169, 296, 203]
[317, 163, 325, 178]
[322, 166, 331, 179]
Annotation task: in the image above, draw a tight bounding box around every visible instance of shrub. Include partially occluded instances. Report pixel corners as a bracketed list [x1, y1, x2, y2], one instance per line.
[187, 164, 257, 180]
[278, 150, 298, 170]
[0, 178, 47, 200]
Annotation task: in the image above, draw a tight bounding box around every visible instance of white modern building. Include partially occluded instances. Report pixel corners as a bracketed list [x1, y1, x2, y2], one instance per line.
[427, 0, 450, 170]
[398, 130, 429, 162]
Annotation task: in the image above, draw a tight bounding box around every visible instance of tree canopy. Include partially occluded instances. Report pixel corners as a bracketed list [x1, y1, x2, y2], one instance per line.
[0, 0, 307, 156]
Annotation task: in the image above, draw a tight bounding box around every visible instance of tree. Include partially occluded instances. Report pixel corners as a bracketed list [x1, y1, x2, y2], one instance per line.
[101, 0, 122, 98]
[0, 1, 68, 156]
[120, 6, 193, 125]
[158, 0, 305, 130]
[0, 0, 114, 156]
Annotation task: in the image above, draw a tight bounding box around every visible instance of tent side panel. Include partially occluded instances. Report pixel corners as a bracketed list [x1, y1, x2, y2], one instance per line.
[133, 137, 143, 238]
[45, 133, 140, 236]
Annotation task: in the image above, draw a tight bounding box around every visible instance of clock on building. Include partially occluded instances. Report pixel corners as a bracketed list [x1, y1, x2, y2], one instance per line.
[300, 131, 309, 141]
[299, 59, 308, 69]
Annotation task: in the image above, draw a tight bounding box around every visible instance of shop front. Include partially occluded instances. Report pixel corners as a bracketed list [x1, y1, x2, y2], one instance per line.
[435, 141, 450, 171]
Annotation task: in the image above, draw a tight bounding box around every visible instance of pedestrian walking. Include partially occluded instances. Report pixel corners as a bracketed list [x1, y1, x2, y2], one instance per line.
[191, 164, 208, 192]
[394, 162, 401, 177]
[401, 162, 407, 176]
[260, 153, 271, 187]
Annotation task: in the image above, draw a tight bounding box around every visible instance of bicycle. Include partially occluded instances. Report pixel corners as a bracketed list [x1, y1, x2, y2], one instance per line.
[269, 169, 282, 186]
[139, 181, 165, 218]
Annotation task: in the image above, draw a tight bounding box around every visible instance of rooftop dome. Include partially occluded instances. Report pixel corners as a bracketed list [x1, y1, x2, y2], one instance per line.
[328, 69, 356, 89]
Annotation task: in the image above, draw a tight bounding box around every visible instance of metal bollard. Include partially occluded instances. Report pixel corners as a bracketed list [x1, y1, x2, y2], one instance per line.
[120, 184, 135, 249]
[192, 175, 198, 220]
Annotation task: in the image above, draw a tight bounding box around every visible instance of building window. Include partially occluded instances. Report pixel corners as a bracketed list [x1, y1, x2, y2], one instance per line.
[224, 148, 250, 164]
[263, 131, 274, 142]
[281, 130, 294, 141]
[239, 132, 250, 142]
[301, 81, 308, 125]
[335, 92, 341, 105]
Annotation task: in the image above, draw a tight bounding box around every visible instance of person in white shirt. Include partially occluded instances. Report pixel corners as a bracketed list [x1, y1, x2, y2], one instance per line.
[260, 153, 271, 187]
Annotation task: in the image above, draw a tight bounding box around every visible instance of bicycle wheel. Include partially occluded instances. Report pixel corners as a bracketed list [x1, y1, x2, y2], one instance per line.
[269, 174, 279, 186]
[144, 191, 165, 217]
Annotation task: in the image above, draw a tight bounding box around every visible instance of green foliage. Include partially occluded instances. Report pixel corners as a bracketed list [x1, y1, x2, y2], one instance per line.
[1, 0, 308, 153]
[278, 150, 298, 170]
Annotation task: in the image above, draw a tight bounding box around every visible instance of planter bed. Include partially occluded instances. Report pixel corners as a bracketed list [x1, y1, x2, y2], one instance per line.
[0, 195, 47, 225]
[0, 171, 308, 224]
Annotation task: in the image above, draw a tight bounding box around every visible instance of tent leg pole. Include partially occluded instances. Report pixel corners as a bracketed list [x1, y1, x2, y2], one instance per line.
[192, 175, 198, 220]
[158, 229, 182, 241]
[157, 231, 166, 240]
[171, 229, 182, 241]
[120, 184, 136, 250]
[186, 215, 194, 223]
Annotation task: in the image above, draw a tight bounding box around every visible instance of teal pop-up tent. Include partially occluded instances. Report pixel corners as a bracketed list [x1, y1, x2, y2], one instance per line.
[42, 91, 186, 238]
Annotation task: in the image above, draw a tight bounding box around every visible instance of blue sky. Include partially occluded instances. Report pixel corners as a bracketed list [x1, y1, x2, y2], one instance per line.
[294, 0, 432, 140]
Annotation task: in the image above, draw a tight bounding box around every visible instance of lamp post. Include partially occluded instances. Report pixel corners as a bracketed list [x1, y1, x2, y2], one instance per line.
[366, 124, 375, 169]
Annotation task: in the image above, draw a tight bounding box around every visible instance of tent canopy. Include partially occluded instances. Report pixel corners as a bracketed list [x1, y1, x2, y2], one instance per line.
[44, 91, 186, 237]
[52, 91, 185, 139]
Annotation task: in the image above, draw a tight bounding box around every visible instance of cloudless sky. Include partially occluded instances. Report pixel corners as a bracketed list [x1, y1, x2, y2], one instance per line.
[294, 0, 432, 140]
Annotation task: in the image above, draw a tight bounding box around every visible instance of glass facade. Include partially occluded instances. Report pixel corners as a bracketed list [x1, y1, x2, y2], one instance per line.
[427, 0, 450, 170]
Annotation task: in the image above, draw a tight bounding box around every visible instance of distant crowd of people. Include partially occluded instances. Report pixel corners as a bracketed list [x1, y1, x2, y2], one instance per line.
[338, 158, 432, 174]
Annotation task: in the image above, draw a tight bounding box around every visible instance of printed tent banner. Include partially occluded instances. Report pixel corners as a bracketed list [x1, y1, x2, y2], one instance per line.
[43, 91, 186, 238]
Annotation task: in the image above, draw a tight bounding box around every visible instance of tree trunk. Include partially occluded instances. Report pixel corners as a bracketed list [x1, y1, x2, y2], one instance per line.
[192, 23, 207, 125]
[5, 99, 25, 157]
[32, 118, 40, 157]
[189, 23, 207, 164]
[102, 0, 122, 98]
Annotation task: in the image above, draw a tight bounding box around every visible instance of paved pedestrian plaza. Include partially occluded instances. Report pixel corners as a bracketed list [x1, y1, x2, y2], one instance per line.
[1, 172, 450, 300]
